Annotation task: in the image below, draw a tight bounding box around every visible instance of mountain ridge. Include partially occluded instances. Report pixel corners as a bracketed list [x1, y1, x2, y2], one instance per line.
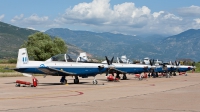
[45, 28, 200, 61]
[1, 21, 199, 61]
[0, 22, 85, 59]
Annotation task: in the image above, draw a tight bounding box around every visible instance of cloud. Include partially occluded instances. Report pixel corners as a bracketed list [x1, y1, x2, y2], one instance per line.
[26, 27, 36, 30]
[56, 0, 151, 28]
[176, 5, 200, 17]
[54, 0, 188, 35]
[11, 14, 24, 22]
[8, 1, 200, 35]
[11, 14, 49, 25]
[10, 14, 53, 31]
[0, 14, 5, 21]
[194, 18, 200, 24]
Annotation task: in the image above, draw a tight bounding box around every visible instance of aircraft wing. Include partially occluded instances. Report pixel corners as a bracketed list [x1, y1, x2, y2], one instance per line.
[38, 67, 76, 76]
[110, 68, 127, 74]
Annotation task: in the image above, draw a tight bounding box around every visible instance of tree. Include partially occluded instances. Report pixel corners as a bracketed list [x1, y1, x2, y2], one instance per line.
[21, 32, 67, 61]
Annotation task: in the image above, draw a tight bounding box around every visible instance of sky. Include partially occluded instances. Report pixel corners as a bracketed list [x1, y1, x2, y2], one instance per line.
[1, 0, 200, 35]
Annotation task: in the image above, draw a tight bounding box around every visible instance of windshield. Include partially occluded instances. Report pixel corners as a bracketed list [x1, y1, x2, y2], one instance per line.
[51, 54, 77, 62]
[51, 54, 66, 61]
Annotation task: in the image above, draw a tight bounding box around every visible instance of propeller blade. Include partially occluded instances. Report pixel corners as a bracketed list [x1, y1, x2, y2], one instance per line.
[149, 59, 152, 66]
[152, 59, 155, 65]
[106, 70, 109, 76]
[110, 56, 114, 65]
[105, 68, 110, 76]
[105, 56, 110, 65]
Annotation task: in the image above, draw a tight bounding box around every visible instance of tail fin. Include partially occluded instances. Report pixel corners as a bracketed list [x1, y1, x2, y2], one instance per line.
[16, 48, 29, 68]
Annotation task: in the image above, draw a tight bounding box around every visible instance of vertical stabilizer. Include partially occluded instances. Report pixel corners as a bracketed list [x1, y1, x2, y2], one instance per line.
[16, 48, 29, 68]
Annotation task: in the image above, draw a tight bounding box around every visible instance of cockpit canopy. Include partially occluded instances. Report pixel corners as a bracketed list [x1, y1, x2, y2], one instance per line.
[51, 54, 74, 62]
[49, 52, 89, 62]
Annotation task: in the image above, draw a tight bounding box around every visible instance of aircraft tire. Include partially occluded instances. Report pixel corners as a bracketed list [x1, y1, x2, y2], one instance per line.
[156, 72, 158, 77]
[116, 76, 121, 79]
[122, 75, 127, 80]
[93, 80, 98, 85]
[74, 79, 79, 84]
[15, 83, 20, 87]
[61, 79, 67, 85]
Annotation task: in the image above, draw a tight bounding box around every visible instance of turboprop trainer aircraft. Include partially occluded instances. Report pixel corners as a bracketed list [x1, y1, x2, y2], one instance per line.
[174, 61, 196, 76]
[12, 48, 108, 84]
[103, 56, 149, 80]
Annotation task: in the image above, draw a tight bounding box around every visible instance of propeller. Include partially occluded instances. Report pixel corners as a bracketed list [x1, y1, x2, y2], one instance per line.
[105, 56, 114, 65]
[148, 59, 156, 78]
[105, 56, 114, 76]
[175, 61, 180, 66]
[119, 58, 123, 63]
[175, 61, 181, 72]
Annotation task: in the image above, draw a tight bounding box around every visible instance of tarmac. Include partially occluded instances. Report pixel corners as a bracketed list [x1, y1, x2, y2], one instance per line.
[0, 73, 200, 112]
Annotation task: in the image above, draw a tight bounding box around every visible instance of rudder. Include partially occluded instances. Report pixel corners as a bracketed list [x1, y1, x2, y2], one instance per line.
[16, 48, 29, 68]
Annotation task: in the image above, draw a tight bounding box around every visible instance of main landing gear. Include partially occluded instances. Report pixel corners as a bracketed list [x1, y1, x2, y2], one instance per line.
[116, 72, 121, 79]
[122, 74, 127, 80]
[93, 76, 98, 85]
[60, 76, 67, 85]
[74, 76, 79, 84]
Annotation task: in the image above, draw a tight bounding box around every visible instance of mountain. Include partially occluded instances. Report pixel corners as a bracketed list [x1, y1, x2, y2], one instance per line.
[0, 22, 85, 59]
[0, 22, 38, 58]
[45, 28, 163, 60]
[1, 21, 199, 61]
[45, 28, 200, 61]
[157, 29, 200, 61]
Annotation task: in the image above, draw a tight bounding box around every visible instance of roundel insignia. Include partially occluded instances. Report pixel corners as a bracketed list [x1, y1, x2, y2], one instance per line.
[40, 64, 45, 67]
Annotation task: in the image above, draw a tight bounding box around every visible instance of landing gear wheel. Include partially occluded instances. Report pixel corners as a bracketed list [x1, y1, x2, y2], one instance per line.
[61, 79, 67, 85]
[139, 77, 143, 80]
[166, 73, 170, 78]
[148, 73, 151, 78]
[156, 72, 158, 77]
[15, 83, 20, 87]
[122, 75, 127, 80]
[93, 80, 98, 85]
[74, 79, 79, 84]
[116, 75, 121, 79]
[153, 73, 156, 78]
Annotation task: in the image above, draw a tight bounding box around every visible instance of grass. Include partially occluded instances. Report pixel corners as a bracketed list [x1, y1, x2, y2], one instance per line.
[0, 64, 16, 72]
[0, 72, 23, 77]
[194, 62, 200, 72]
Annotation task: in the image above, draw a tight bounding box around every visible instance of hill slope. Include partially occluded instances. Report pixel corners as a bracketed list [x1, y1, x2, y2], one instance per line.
[0, 22, 38, 58]
[1, 21, 199, 61]
[45, 28, 162, 59]
[45, 28, 200, 61]
[157, 29, 200, 61]
[0, 22, 84, 59]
